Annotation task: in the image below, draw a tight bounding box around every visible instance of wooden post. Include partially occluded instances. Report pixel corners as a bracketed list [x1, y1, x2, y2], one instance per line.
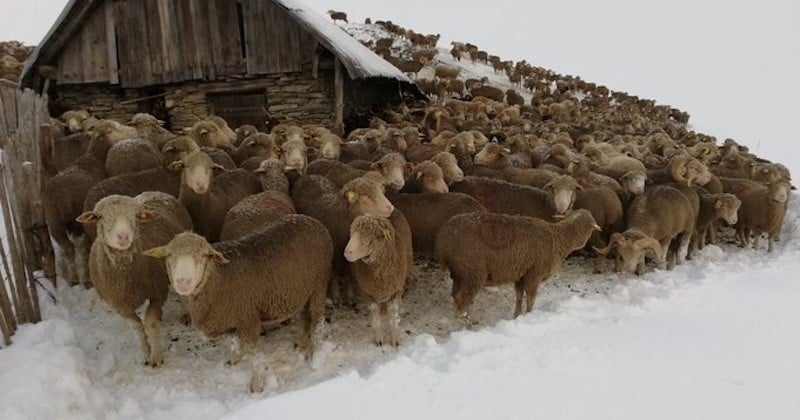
[0, 238, 16, 336]
[0, 164, 32, 324]
[333, 58, 345, 137]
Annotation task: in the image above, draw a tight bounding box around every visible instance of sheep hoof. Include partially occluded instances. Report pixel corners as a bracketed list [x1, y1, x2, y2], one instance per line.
[149, 356, 163, 369]
[249, 381, 265, 394]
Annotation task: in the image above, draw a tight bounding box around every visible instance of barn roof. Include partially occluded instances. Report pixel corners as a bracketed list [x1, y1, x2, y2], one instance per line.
[20, 0, 413, 88]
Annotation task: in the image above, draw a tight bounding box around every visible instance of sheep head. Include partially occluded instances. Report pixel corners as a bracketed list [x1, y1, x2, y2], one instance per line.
[344, 215, 394, 264]
[544, 175, 582, 216]
[713, 194, 741, 225]
[669, 153, 711, 187]
[620, 171, 647, 195]
[143, 232, 229, 296]
[170, 151, 226, 194]
[77, 195, 155, 251]
[750, 163, 784, 185]
[474, 143, 509, 169]
[594, 230, 664, 274]
[371, 152, 407, 191]
[431, 152, 464, 184]
[342, 176, 395, 218]
[410, 161, 448, 194]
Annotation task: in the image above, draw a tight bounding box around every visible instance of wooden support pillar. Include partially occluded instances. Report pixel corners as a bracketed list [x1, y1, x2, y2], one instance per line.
[333, 58, 344, 137]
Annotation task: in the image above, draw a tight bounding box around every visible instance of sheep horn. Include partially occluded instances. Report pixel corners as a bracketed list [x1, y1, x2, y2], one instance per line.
[634, 237, 664, 263]
[669, 154, 690, 186]
[593, 233, 624, 256]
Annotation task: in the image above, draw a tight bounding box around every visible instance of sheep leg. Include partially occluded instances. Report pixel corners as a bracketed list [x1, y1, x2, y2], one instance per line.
[450, 271, 480, 322]
[143, 302, 164, 368]
[753, 232, 761, 251]
[768, 234, 775, 253]
[708, 221, 717, 245]
[239, 324, 265, 393]
[368, 303, 385, 346]
[524, 281, 542, 314]
[677, 232, 691, 263]
[226, 335, 243, 366]
[72, 234, 91, 287]
[386, 295, 402, 348]
[513, 281, 525, 318]
[121, 310, 150, 365]
[297, 286, 326, 360]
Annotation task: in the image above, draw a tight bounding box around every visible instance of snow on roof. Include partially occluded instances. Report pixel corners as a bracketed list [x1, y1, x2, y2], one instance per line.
[273, 0, 411, 82]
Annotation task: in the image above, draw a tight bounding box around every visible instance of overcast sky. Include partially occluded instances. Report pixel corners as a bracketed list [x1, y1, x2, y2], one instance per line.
[2, 0, 798, 172]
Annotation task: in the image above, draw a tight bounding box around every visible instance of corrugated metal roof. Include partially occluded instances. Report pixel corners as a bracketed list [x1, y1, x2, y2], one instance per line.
[20, 0, 413, 88]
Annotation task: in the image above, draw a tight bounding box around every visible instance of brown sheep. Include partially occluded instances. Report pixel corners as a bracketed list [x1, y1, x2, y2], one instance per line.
[234, 124, 259, 146]
[279, 138, 310, 174]
[450, 176, 577, 220]
[431, 151, 465, 185]
[219, 159, 295, 241]
[734, 180, 791, 252]
[231, 133, 278, 165]
[105, 138, 162, 177]
[344, 213, 413, 347]
[307, 152, 408, 191]
[60, 109, 91, 133]
[128, 113, 175, 151]
[401, 161, 449, 194]
[435, 210, 599, 319]
[470, 86, 505, 102]
[691, 191, 741, 251]
[170, 151, 262, 242]
[474, 143, 558, 188]
[143, 215, 332, 393]
[77, 193, 192, 367]
[573, 187, 625, 273]
[712, 153, 754, 179]
[434, 65, 461, 80]
[42, 132, 91, 177]
[505, 89, 525, 106]
[388, 192, 486, 259]
[292, 175, 395, 305]
[647, 153, 713, 187]
[328, 10, 348, 23]
[187, 120, 233, 148]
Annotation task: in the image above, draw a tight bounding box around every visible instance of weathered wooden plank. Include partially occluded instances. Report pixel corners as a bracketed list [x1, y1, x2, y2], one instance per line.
[105, 1, 120, 84]
[176, 0, 202, 80]
[79, 6, 109, 84]
[116, 0, 153, 87]
[145, 0, 164, 84]
[159, 0, 185, 82]
[0, 87, 17, 138]
[191, 0, 215, 79]
[57, 35, 83, 84]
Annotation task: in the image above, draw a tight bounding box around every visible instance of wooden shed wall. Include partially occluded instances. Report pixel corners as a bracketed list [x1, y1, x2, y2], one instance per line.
[54, 0, 318, 88]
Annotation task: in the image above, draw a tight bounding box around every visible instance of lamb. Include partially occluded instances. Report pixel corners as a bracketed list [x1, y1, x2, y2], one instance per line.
[143, 215, 332, 393]
[344, 213, 413, 347]
[434, 209, 599, 319]
[691, 191, 741, 251]
[388, 192, 486, 259]
[734, 180, 791, 252]
[76, 192, 192, 367]
[105, 138, 162, 177]
[450, 176, 578, 220]
[170, 151, 262, 242]
[431, 151, 465, 185]
[219, 159, 295, 241]
[44, 120, 137, 285]
[292, 175, 394, 304]
[595, 184, 696, 273]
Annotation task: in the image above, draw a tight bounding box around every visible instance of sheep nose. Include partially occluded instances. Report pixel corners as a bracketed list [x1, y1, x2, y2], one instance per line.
[116, 232, 131, 245]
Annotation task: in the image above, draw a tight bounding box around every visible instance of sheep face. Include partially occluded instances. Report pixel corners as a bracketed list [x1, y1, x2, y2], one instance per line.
[344, 215, 392, 263]
[596, 231, 664, 274]
[171, 152, 225, 194]
[77, 195, 154, 251]
[61, 110, 90, 133]
[715, 194, 742, 225]
[162, 136, 200, 166]
[751, 163, 784, 185]
[91, 120, 138, 143]
[343, 178, 394, 218]
[371, 153, 407, 191]
[207, 116, 236, 144]
[279, 139, 309, 173]
[143, 232, 229, 296]
[474, 143, 506, 168]
[621, 171, 647, 195]
[318, 135, 343, 160]
[235, 125, 259, 145]
[432, 152, 464, 184]
[769, 181, 792, 204]
[412, 162, 448, 194]
[544, 176, 581, 216]
[239, 133, 278, 160]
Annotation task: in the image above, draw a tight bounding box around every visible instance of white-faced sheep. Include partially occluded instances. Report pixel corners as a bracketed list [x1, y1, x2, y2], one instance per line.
[435, 210, 599, 320]
[345, 213, 413, 346]
[76, 192, 192, 367]
[170, 151, 262, 242]
[144, 215, 332, 393]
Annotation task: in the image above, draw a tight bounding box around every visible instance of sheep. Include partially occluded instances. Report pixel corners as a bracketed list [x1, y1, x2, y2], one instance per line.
[734, 180, 791, 252]
[712, 152, 754, 179]
[506, 90, 525, 107]
[83, 166, 182, 223]
[292, 175, 395, 305]
[105, 138, 162, 177]
[344, 213, 413, 347]
[231, 133, 278, 165]
[42, 132, 91, 177]
[470, 86, 505, 102]
[589, 148, 648, 181]
[207, 116, 237, 145]
[187, 120, 232, 148]
[313, 152, 408, 191]
[328, 10, 348, 23]
[430, 151, 465, 185]
[318, 133, 344, 160]
[44, 120, 137, 285]
[691, 191, 741, 251]
[128, 113, 175, 151]
[271, 124, 305, 145]
[434, 209, 600, 319]
[170, 151, 262, 242]
[647, 153, 712, 187]
[279, 138, 310, 174]
[388, 192, 486, 259]
[573, 187, 625, 273]
[596, 184, 696, 273]
[219, 159, 295, 241]
[400, 161, 449, 194]
[449, 176, 578, 220]
[474, 143, 558, 188]
[76, 192, 192, 367]
[143, 215, 332, 393]
[234, 125, 259, 146]
[434, 65, 461, 80]
[566, 155, 624, 195]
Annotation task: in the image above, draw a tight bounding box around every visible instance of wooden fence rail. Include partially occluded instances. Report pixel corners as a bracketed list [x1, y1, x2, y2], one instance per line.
[0, 84, 57, 346]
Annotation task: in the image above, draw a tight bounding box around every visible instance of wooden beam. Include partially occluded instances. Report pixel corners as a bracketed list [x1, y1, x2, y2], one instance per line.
[333, 58, 344, 136]
[104, 1, 119, 84]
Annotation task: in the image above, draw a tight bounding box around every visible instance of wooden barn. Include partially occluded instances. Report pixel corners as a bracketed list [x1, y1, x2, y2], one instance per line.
[19, 0, 421, 131]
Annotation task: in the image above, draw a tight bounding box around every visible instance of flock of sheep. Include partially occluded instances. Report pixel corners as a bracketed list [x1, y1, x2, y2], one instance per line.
[40, 17, 792, 393]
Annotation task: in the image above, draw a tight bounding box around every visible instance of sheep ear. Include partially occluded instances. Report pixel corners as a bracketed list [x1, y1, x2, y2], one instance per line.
[345, 190, 358, 203]
[207, 249, 230, 265]
[168, 160, 185, 172]
[383, 228, 394, 241]
[76, 211, 100, 224]
[714, 200, 723, 209]
[211, 163, 227, 172]
[142, 246, 171, 259]
[162, 145, 175, 153]
[136, 211, 157, 222]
